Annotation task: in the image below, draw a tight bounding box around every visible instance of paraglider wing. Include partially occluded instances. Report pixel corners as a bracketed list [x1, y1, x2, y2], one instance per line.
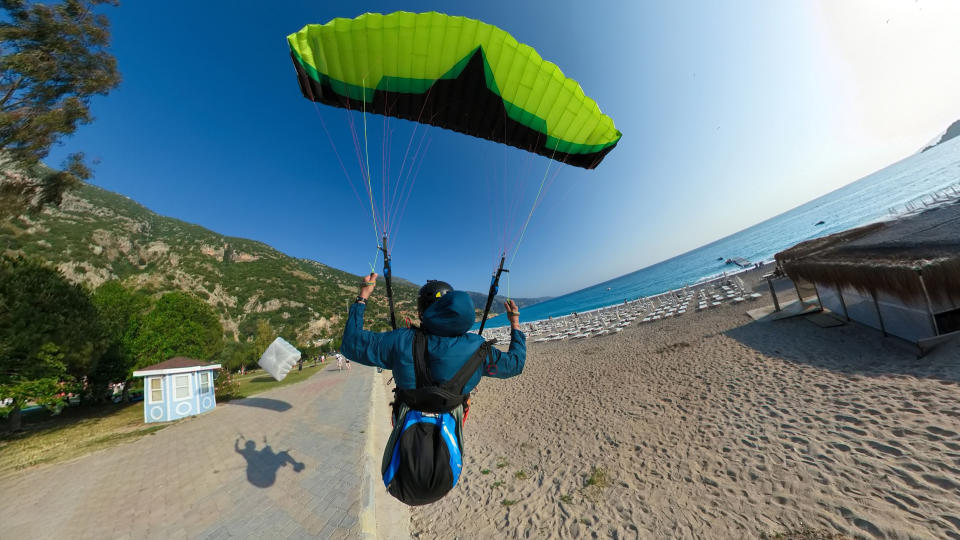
[288, 11, 621, 169]
[258, 337, 301, 381]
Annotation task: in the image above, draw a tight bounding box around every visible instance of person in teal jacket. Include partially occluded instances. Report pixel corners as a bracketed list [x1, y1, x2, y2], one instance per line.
[341, 272, 526, 393]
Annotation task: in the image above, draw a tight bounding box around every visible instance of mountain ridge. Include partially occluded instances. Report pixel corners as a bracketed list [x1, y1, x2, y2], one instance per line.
[920, 118, 960, 153]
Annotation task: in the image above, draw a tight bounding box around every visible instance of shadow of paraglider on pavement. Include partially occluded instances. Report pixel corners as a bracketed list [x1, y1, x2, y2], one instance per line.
[234, 435, 305, 488]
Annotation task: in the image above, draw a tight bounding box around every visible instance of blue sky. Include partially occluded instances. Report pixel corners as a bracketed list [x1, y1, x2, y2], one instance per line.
[47, 1, 960, 297]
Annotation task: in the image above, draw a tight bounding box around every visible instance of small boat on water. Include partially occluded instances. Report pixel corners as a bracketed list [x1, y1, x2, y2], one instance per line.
[725, 257, 751, 268]
[815, 220, 825, 226]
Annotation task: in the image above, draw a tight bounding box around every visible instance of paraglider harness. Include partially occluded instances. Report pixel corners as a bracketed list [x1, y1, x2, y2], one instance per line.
[381, 329, 495, 506]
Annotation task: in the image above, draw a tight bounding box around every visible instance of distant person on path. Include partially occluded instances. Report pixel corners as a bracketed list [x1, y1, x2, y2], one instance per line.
[337, 354, 344, 371]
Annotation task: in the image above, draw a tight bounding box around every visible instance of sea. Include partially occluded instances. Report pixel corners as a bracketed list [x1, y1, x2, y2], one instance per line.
[479, 136, 960, 329]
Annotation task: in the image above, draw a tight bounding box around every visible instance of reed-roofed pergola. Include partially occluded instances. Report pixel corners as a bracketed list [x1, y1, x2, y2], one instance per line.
[776, 203, 960, 305]
[774, 202, 960, 345]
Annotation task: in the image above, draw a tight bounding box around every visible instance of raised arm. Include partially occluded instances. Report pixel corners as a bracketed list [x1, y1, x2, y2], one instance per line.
[341, 272, 397, 370]
[481, 300, 526, 379]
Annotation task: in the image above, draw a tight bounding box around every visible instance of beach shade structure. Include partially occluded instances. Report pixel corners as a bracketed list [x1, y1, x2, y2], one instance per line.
[287, 11, 621, 169]
[776, 202, 960, 351]
[258, 337, 302, 381]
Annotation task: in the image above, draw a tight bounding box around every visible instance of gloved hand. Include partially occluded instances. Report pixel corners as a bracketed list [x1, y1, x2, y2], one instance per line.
[504, 299, 520, 329]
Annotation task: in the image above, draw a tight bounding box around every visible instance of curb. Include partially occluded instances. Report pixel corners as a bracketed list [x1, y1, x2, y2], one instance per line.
[359, 371, 412, 539]
[358, 371, 380, 539]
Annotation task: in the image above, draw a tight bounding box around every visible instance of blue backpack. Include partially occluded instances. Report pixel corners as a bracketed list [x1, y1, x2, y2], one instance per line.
[381, 330, 493, 506]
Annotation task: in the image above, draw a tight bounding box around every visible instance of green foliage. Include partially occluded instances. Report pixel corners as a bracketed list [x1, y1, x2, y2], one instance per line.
[0, 255, 104, 383]
[131, 291, 223, 369]
[213, 369, 239, 401]
[254, 319, 274, 358]
[216, 339, 257, 373]
[88, 281, 149, 401]
[0, 0, 120, 213]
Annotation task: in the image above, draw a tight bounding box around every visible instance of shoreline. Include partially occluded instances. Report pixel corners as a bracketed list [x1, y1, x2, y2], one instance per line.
[479, 262, 777, 332]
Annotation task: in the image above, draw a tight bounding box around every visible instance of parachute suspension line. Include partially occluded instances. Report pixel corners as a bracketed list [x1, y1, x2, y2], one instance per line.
[390, 135, 432, 248]
[310, 103, 368, 219]
[390, 110, 436, 243]
[341, 100, 380, 273]
[386, 89, 436, 240]
[361, 79, 380, 251]
[507, 141, 560, 269]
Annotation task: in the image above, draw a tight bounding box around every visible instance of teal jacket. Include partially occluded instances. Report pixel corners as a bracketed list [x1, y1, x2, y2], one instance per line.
[341, 291, 525, 392]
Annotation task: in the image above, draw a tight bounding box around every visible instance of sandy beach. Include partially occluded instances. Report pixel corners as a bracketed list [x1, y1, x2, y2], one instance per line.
[405, 280, 960, 539]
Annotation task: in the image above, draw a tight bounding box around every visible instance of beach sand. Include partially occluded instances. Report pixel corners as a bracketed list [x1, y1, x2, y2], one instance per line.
[407, 295, 960, 539]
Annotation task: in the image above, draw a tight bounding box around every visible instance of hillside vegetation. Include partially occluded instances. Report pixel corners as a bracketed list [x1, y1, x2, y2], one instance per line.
[1, 182, 419, 345]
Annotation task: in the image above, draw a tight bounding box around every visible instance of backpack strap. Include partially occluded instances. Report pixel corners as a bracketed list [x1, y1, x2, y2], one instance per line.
[412, 329, 494, 392]
[442, 338, 495, 395]
[411, 329, 436, 388]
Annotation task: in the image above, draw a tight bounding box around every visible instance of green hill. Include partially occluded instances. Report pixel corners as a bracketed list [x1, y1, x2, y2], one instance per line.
[1, 182, 418, 345]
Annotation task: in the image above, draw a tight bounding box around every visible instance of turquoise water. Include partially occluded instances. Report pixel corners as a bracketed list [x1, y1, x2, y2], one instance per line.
[479, 137, 960, 329]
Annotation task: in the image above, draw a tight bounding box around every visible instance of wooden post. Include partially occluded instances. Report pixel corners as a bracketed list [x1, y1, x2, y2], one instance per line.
[836, 284, 849, 321]
[793, 279, 804, 306]
[871, 291, 887, 337]
[767, 277, 781, 312]
[917, 269, 940, 336]
[814, 282, 823, 311]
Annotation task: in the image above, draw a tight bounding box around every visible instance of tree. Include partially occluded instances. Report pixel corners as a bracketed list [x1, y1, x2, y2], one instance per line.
[217, 339, 257, 374]
[0, 0, 120, 214]
[131, 292, 224, 370]
[254, 319, 274, 357]
[0, 255, 103, 430]
[89, 280, 149, 403]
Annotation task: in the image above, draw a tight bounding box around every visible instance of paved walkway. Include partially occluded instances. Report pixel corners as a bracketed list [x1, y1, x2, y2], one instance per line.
[0, 365, 408, 539]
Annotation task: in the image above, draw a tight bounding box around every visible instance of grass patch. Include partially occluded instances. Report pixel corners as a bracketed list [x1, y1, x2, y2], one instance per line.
[480, 468, 491, 475]
[0, 402, 161, 477]
[560, 494, 573, 503]
[496, 457, 509, 469]
[501, 499, 517, 507]
[492, 480, 504, 488]
[584, 466, 609, 488]
[514, 470, 527, 480]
